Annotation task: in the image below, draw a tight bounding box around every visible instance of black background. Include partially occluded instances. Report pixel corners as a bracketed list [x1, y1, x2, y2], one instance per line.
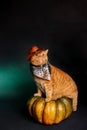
[0, 0, 87, 130]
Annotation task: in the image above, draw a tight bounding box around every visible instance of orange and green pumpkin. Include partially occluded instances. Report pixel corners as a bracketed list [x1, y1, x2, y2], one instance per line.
[27, 96, 72, 125]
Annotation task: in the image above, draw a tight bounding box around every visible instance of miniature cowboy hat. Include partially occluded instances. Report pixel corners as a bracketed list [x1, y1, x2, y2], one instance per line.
[26, 46, 44, 61]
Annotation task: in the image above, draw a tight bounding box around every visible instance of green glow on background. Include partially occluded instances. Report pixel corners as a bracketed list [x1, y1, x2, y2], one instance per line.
[0, 63, 36, 100]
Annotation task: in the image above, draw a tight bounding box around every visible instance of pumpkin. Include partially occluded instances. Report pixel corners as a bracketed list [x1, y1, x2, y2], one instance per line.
[27, 96, 72, 125]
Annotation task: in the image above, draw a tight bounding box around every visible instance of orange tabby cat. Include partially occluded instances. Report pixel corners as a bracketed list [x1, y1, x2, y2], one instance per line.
[26, 46, 78, 111]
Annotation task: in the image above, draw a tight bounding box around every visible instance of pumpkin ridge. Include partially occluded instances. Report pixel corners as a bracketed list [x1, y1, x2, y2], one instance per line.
[60, 97, 67, 119]
[31, 96, 40, 117]
[34, 97, 45, 123]
[42, 100, 46, 123]
[28, 96, 40, 117]
[60, 97, 72, 119]
[43, 100, 56, 125]
[32, 97, 41, 118]
[54, 99, 66, 124]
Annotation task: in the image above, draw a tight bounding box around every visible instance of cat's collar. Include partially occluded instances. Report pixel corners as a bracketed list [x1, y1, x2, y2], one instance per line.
[30, 62, 50, 69]
[30, 62, 51, 80]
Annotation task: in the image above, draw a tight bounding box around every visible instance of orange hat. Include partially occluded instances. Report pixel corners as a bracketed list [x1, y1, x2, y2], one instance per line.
[26, 46, 44, 61]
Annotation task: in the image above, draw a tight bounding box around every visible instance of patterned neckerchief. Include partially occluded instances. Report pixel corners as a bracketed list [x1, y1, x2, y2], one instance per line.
[30, 62, 51, 80]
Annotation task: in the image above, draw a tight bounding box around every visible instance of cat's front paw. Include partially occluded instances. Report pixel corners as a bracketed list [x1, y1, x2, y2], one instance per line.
[34, 93, 41, 97]
[45, 98, 51, 102]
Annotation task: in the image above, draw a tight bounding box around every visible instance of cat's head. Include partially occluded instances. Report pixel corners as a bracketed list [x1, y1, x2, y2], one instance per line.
[26, 46, 48, 66]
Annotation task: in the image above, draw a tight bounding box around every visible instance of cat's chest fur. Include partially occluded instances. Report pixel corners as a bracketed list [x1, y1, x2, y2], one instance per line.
[30, 63, 51, 93]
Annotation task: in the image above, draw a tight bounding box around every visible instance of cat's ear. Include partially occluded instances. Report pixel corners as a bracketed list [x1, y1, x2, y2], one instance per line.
[44, 49, 48, 54]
